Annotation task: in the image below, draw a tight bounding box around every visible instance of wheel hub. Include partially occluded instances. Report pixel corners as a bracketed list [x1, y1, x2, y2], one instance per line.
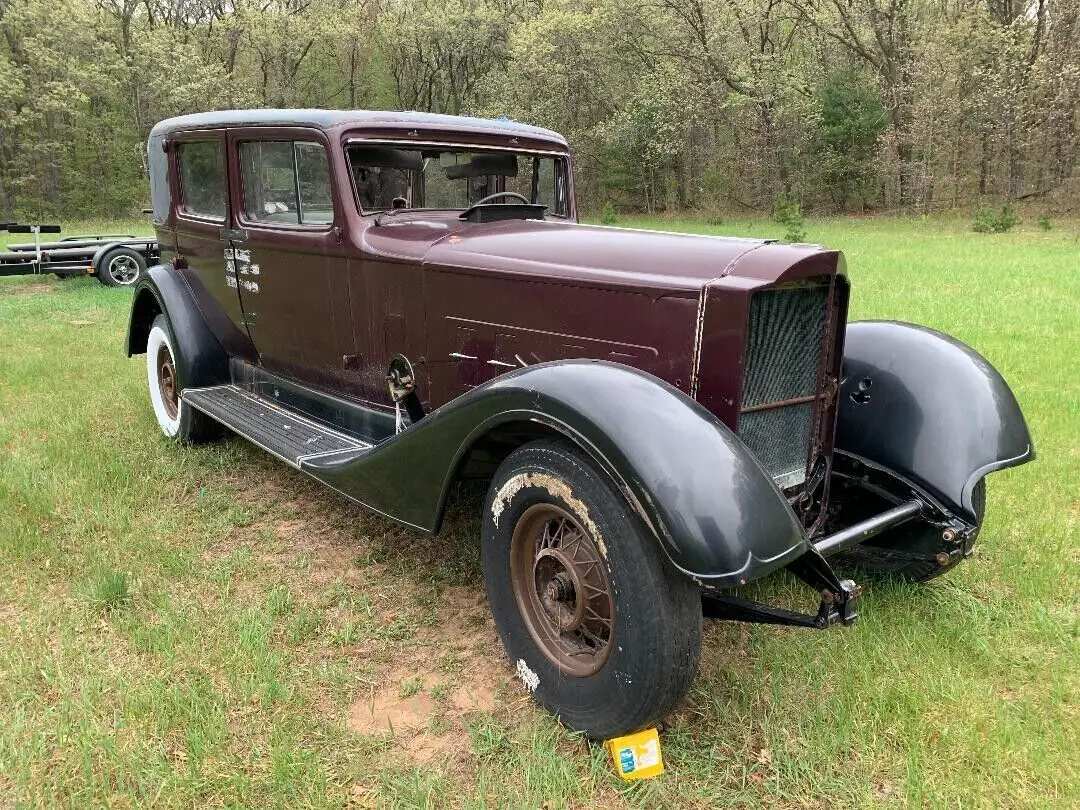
[109, 255, 139, 284]
[545, 570, 574, 603]
[536, 550, 587, 632]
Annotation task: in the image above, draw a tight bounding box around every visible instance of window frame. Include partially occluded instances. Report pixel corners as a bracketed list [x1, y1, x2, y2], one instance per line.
[344, 139, 572, 218]
[531, 156, 566, 217]
[235, 138, 336, 232]
[174, 135, 229, 225]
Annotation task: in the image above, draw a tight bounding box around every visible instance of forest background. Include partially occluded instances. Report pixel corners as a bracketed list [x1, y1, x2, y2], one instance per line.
[1, 0, 1077, 220]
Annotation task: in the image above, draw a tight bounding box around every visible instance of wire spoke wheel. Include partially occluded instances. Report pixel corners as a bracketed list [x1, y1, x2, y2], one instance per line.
[509, 503, 614, 676]
[483, 442, 702, 738]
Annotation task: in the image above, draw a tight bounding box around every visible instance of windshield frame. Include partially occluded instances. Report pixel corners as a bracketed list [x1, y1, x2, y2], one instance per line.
[343, 138, 572, 218]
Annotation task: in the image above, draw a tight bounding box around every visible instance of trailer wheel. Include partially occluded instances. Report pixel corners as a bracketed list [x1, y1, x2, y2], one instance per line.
[146, 315, 220, 443]
[97, 246, 145, 287]
[834, 481, 986, 582]
[482, 440, 702, 739]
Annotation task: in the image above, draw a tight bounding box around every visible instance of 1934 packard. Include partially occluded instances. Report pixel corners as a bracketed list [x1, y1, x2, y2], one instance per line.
[126, 110, 1033, 739]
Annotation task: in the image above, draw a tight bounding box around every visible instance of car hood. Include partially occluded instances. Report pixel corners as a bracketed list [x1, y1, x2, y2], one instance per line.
[418, 219, 840, 293]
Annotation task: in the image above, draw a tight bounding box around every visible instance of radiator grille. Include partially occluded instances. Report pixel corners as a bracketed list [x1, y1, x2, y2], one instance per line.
[738, 284, 830, 488]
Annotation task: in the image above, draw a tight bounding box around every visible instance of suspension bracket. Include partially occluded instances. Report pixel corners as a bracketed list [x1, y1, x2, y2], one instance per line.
[701, 547, 860, 629]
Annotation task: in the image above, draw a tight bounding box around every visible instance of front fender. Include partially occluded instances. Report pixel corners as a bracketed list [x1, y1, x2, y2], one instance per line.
[126, 263, 229, 390]
[837, 321, 1034, 519]
[310, 361, 808, 587]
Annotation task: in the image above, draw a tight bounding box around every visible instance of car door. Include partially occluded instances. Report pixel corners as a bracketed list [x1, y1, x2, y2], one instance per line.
[171, 132, 255, 361]
[226, 129, 353, 391]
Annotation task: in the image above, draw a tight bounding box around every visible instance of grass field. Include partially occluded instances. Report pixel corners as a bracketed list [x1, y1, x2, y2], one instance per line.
[1, 216, 1077, 808]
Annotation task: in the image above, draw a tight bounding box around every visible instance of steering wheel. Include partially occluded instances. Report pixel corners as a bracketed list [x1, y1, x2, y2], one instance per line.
[460, 191, 531, 219]
[472, 191, 529, 206]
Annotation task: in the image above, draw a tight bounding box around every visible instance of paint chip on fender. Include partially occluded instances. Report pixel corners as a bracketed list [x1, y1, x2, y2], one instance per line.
[491, 471, 608, 557]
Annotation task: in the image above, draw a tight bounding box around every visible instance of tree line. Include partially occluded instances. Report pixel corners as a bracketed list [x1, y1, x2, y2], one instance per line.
[1, 0, 1077, 220]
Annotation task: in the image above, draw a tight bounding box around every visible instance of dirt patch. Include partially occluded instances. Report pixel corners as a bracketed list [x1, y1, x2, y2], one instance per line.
[348, 686, 437, 734]
[346, 616, 511, 767]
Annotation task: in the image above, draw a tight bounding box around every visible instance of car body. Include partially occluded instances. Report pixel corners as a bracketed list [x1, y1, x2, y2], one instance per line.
[126, 109, 1033, 738]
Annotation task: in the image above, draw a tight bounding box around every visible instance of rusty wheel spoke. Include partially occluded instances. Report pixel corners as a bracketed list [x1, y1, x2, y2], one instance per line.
[583, 605, 613, 629]
[551, 517, 570, 548]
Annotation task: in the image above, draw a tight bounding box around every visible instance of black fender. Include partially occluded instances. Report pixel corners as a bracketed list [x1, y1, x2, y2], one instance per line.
[126, 263, 229, 389]
[308, 360, 809, 587]
[836, 321, 1034, 520]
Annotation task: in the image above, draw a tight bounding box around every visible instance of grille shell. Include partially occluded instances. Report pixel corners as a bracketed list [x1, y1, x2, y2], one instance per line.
[737, 284, 831, 487]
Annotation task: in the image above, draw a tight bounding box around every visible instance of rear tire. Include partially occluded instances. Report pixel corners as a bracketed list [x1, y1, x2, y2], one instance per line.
[97, 246, 145, 287]
[146, 314, 220, 443]
[482, 440, 702, 739]
[833, 480, 986, 582]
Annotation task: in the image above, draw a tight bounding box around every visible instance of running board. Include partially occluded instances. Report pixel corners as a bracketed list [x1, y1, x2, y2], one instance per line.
[182, 384, 372, 469]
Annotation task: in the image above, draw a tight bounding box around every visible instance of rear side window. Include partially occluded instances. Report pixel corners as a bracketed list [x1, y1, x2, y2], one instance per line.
[240, 141, 333, 226]
[177, 141, 226, 220]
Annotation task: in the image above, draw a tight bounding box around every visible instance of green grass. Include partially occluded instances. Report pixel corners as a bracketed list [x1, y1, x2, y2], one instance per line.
[1, 216, 1077, 807]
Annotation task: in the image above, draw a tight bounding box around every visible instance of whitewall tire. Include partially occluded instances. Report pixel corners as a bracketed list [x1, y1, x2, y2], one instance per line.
[145, 314, 219, 443]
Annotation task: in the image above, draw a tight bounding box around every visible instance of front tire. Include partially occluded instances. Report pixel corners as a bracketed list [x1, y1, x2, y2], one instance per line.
[146, 314, 219, 443]
[482, 440, 702, 739]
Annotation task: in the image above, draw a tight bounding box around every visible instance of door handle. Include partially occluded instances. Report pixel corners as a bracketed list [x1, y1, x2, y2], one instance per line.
[220, 228, 248, 242]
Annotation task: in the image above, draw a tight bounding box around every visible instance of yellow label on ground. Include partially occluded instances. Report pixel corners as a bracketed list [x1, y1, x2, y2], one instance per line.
[606, 728, 664, 780]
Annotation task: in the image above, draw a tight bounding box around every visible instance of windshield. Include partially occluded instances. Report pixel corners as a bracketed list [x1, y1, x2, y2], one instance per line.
[346, 144, 569, 216]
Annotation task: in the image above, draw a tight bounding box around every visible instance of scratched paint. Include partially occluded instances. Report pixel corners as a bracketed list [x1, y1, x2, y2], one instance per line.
[492, 471, 607, 557]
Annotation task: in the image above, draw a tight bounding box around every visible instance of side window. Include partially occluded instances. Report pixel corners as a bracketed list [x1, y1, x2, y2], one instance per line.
[536, 158, 566, 216]
[177, 141, 226, 220]
[240, 140, 333, 226]
[295, 143, 333, 224]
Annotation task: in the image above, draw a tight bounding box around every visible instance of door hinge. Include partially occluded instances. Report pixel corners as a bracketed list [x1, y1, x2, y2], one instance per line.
[333, 225, 343, 244]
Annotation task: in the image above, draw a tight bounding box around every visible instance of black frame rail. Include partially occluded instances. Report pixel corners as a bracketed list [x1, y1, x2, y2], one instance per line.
[701, 498, 929, 630]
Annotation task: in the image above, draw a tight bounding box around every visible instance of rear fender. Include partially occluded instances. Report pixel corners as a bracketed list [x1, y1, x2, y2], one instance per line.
[310, 361, 808, 587]
[836, 321, 1033, 520]
[126, 263, 229, 390]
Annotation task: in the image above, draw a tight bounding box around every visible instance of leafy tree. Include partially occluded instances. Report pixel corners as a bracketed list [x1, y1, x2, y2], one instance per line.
[814, 72, 887, 210]
[0, 0, 1077, 218]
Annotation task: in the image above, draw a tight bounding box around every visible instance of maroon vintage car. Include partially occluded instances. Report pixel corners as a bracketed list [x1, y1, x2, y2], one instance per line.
[126, 109, 1033, 739]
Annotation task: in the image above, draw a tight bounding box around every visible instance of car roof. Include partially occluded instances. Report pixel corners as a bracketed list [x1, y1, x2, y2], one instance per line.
[150, 109, 568, 147]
